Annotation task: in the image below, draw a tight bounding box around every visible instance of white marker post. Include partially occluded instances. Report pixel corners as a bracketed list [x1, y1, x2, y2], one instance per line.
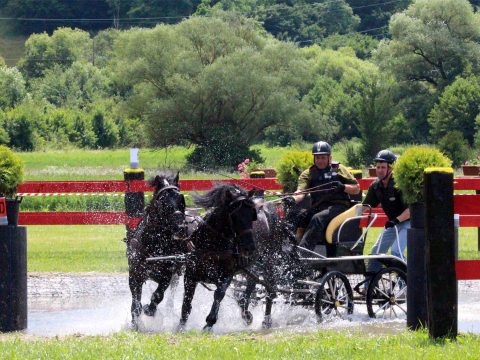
[130, 148, 139, 169]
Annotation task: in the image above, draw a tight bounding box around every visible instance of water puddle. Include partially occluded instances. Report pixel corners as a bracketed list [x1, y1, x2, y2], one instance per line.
[23, 275, 480, 337]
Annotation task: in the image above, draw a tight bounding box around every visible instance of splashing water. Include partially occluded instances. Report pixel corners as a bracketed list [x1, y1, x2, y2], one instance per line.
[25, 275, 480, 336]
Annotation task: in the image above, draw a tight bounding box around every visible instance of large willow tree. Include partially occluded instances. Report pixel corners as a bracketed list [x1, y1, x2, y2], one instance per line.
[113, 15, 311, 169]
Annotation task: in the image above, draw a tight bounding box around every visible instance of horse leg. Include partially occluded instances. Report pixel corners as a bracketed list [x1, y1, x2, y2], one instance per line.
[262, 291, 274, 329]
[204, 277, 232, 332]
[166, 271, 180, 309]
[178, 275, 197, 332]
[129, 273, 143, 330]
[238, 277, 256, 326]
[143, 270, 173, 317]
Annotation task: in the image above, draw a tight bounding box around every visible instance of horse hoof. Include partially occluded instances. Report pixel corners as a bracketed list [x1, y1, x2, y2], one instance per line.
[242, 310, 253, 326]
[130, 319, 139, 331]
[142, 304, 157, 317]
[176, 323, 186, 333]
[262, 316, 272, 329]
[202, 325, 213, 333]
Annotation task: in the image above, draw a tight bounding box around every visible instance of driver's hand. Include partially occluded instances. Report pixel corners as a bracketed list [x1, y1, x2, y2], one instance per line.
[331, 181, 346, 193]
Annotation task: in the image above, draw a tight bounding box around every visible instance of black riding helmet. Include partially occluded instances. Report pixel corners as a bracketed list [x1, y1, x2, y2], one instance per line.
[374, 149, 397, 164]
[312, 141, 332, 155]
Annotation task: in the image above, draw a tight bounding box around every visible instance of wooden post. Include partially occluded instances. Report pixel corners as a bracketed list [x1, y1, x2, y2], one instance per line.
[0, 226, 27, 332]
[424, 167, 457, 339]
[407, 201, 428, 330]
[124, 168, 144, 238]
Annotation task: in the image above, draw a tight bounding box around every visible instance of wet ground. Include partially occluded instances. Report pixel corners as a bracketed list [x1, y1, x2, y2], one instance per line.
[25, 273, 480, 337]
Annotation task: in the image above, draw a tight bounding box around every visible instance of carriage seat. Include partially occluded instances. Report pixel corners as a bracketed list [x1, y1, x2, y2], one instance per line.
[325, 203, 364, 244]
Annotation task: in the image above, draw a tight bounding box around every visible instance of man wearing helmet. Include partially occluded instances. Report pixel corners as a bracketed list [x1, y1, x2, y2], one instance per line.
[292, 141, 360, 252]
[363, 149, 410, 278]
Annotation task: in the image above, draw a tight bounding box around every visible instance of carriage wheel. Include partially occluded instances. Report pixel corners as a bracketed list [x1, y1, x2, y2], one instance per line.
[315, 271, 354, 322]
[366, 267, 407, 319]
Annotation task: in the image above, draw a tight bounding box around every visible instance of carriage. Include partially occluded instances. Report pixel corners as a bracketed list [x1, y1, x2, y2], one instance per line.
[232, 202, 408, 322]
[130, 175, 407, 331]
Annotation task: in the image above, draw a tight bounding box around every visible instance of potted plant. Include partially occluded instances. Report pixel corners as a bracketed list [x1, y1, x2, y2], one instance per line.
[0, 145, 24, 225]
[462, 157, 480, 176]
[394, 146, 452, 205]
[368, 167, 377, 177]
[393, 145, 451, 330]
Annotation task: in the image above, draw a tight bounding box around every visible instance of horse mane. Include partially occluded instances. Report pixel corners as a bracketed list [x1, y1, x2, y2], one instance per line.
[147, 171, 179, 194]
[194, 183, 245, 209]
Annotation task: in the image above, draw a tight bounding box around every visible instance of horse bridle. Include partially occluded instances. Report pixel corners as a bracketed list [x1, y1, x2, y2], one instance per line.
[149, 184, 185, 226]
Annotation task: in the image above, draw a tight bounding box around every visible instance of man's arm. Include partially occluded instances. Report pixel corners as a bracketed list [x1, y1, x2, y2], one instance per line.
[396, 207, 410, 222]
[343, 183, 360, 195]
[293, 169, 310, 203]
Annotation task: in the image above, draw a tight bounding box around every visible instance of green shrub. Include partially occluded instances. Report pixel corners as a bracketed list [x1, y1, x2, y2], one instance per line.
[393, 145, 452, 205]
[437, 131, 472, 168]
[0, 145, 25, 197]
[276, 151, 312, 192]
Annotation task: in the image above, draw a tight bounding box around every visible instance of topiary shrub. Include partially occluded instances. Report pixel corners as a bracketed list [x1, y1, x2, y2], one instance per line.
[393, 145, 452, 205]
[276, 151, 312, 192]
[0, 145, 25, 197]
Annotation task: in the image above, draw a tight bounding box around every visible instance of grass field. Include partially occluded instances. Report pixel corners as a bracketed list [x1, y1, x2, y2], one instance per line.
[0, 329, 479, 359]
[26, 226, 480, 273]
[17, 144, 326, 181]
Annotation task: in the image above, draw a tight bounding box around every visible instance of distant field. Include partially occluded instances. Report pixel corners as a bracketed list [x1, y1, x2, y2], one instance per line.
[17, 144, 352, 181]
[0, 35, 26, 66]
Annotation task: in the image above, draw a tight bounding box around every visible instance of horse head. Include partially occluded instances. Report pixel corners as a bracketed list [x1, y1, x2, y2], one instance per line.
[193, 184, 257, 255]
[146, 171, 186, 239]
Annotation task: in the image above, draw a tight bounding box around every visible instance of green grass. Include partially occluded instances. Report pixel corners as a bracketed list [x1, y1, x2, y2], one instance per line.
[17, 144, 349, 181]
[0, 329, 479, 359]
[27, 225, 127, 272]
[26, 225, 480, 273]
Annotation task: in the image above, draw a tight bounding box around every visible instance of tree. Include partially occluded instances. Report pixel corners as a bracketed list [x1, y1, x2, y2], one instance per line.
[18, 28, 91, 79]
[113, 17, 311, 169]
[259, 0, 360, 44]
[437, 131, 472, 167]
[0, 66, 27, 110]
[303, 46, 397, 163]
[375, 0, 480, 90]
[30, 61, 110, 109]
[428, 76, 480, 145]
[201, 1, 359, 44]
[320, 33, 379, 59]
[345, 0, 411, 33]
[0, 0, 111, 34]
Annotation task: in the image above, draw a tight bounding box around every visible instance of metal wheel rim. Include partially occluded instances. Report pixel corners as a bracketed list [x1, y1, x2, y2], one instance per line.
[367, 268, 407, 319]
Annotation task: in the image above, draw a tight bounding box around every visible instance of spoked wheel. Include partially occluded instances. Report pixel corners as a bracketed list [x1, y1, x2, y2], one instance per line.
[366, 267, 407, 319]
[315, 271, 354, 322]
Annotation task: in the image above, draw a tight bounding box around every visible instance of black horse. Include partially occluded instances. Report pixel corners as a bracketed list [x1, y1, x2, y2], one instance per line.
[236, 197, 303, 328]
[126, 172, 187, 329]
[178, 183, 258, 331]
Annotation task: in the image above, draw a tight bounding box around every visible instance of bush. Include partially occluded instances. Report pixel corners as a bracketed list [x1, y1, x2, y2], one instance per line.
[0, 145, 25, 197]
[338, 138, 364, 168]
[437, 131, 472, 168]
[393, 145, 452, 205]
[276, 151, 312, 192]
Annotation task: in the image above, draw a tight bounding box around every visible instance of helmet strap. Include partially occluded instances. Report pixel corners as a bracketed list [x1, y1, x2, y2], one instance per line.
[381, 166, 392, 181]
